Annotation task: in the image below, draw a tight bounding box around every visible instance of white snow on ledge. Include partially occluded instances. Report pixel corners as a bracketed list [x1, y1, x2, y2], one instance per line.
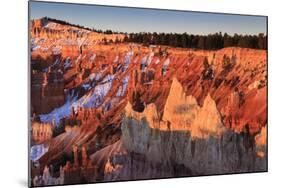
[52, 46, 62, 55]
[30, 144, 49, 162]
[39, 92, 78, 126]
[39, 74, 114, 126]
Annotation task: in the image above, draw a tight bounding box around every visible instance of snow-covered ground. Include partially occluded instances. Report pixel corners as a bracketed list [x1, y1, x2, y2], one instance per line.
[39, 74, 114, 126]
[141, 55, 148, 72]
[116, 75, 129, 97]
[162, 58, 170, 75]
[147, 52, 154, 66]
[122, 51, 134, 72]
[90, 53, 96, 61]
[39, 91, 78, 126]
[38, 49, 134, 126]
[52, 46, 62, 55]
[30, 144, 49, 162]
[63, 57, 72, 69]
[72, 74, 114, 110]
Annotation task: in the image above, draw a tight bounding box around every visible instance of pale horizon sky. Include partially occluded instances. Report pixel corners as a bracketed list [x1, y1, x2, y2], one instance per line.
[30, 1, 267, 35]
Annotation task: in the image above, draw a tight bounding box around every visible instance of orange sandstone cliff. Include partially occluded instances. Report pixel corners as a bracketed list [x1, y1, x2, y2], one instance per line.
[30, 18, 267, 186]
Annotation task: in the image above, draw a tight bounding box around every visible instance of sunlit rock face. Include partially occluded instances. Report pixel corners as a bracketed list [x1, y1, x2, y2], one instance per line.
[89, 78, 266, 181]
[120, 78, 266, 177]
[31, 121, 53, 144]
[30, 18, 267, 186]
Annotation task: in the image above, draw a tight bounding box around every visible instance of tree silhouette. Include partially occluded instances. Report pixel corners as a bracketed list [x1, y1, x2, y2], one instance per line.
[40, 17, 267, 50]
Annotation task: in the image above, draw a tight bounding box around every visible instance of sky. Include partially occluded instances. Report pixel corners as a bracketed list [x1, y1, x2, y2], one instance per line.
[29, 1, 267, 35]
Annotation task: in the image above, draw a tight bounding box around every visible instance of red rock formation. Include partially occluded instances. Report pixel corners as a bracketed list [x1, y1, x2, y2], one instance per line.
[30, 18, 267, 186]
[32, 121, 53, 143]
[31, 70, 65, 114]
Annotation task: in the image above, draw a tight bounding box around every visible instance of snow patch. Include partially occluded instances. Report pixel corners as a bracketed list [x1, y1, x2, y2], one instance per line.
[90, 54, 96, 61]
[141, 56, 148, 72]
[50, 58, 60, 68]
[44, 22, 59, 29]
[64, 57, 71, 69]
[163, 58, 170, 67]
[116, 76, 129, 97]
[52, 46, 62, 55]
[72, 75, 114, 110]
[122, 51, 134, 72]
[32, 45, 41, 51]
[40, 91, 78, 125]
[30, 144, 49, 161]
[162, 58, 170, 75]
[114, 55, 119, 63]
[155, 59, 160, 65]
[147, 52, 154, 66]
[82, 83, 92, 90]
[90, 72, 102, 81]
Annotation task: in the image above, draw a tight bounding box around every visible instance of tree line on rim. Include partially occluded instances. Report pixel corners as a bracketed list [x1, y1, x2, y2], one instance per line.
[41, 17, 267, 50]
[123, 32, 267, 50]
